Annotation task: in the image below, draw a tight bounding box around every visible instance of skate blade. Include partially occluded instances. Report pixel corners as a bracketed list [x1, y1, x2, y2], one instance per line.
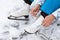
[8, 15, 29, 21]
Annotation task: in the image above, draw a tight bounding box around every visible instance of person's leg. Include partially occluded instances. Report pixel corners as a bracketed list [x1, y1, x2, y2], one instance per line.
[40, 11, 48, 18]
[30, 0, 34, 2]
[24, 0, 34, 5]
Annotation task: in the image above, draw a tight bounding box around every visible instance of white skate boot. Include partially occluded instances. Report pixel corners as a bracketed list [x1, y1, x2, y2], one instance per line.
[24, 15, 44, 33]
[8, 1, 30, 21]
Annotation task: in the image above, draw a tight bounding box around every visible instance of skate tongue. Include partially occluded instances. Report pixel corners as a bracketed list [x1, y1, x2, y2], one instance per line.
[8, 15, 29, 21]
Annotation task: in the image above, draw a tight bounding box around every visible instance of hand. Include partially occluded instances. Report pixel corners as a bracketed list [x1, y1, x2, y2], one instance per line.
[42, 14, 55, 27]
[30, 4, 40, 17]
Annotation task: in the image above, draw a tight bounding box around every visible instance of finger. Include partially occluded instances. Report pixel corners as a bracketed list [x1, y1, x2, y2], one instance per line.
[32, 13, 37, 17]
[44, 23, 49, 27]
[36, 9, 39, 12]
[42, 21, 46, 26]
[31, 12, 37, 16]
[45, 22, 52, 27]
[43, 22, 46, 26]
[30, 10, 33, 14]
[42, 19, 46, 24]
[30, 9, 34, 13]
[42, 19, 49, 27]
[30, 11, 35, 16]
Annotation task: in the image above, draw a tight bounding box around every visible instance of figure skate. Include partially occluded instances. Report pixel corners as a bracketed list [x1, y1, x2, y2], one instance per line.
[24, 15, 44, 33]
[8, 0, 30, 21]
